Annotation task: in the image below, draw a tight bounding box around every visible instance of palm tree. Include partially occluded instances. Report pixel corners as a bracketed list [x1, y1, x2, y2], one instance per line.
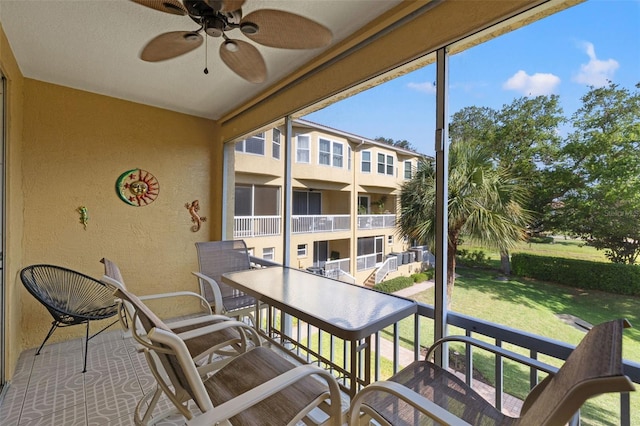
[398, 142, 532, 305]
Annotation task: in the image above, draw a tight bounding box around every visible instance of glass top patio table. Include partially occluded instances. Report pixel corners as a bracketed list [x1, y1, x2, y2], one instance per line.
[222, 266, 417, 341]
[222, 266, 417, 397]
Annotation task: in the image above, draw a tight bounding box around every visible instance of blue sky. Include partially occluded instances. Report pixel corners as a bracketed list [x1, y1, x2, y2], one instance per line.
[304, 0, 640, 157]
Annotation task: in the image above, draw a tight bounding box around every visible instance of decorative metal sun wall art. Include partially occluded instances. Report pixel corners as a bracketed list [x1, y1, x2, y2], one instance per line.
[116, 169, 159, 206]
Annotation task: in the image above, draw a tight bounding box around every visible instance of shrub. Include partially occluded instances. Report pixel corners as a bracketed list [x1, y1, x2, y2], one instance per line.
[528, 235, 555, 244]
[411, 272, 428, 283]
[511, 253, 640, 296]
[456, 249, 492, 267]
[374, 276, 414, 293]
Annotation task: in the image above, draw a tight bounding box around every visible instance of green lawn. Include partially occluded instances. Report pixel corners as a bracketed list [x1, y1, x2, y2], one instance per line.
[460, 236, 610, 264]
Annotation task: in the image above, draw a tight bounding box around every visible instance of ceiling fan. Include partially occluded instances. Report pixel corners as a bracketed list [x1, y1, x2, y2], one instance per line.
[132, 0, 333, 83]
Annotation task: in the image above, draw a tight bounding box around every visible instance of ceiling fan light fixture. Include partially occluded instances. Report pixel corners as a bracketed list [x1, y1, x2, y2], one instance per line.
[223, 40, 239, 52]
[240, 22, 259, 35]
[205, 17, 225, 37]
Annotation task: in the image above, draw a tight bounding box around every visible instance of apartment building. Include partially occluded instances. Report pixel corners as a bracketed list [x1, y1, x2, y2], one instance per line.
[233, 119, 431, 285]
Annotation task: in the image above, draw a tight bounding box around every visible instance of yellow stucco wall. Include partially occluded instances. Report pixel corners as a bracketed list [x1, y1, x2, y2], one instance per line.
[19, 79, 220, 355]
[1, 22, 26, 381]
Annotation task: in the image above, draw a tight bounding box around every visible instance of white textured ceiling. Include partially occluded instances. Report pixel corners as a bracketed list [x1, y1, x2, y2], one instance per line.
[0, 0, 403, 119]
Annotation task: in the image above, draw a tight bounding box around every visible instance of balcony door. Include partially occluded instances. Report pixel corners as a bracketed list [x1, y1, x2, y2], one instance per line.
[293, 190, 321, 215]
[313, 241, 328, 267]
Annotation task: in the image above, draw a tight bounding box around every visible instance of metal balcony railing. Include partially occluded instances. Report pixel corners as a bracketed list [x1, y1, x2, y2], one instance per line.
[248, 264, 639, 425]
[233, 215, 281, 238]
[357, 214, 396, 229]
[291, 214, 350, 233]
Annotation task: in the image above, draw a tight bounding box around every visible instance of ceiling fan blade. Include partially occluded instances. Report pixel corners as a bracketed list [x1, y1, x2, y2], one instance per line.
[219, 39, 266, 83]
[221, 0, 245, 13]
[140, 31, 203, 62]
[131, 0, 187, 16]
[241, 9, 332, 49]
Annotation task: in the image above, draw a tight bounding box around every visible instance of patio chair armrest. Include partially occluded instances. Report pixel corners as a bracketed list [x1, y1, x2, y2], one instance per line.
[192, 271, 225, 315]
[176, 319, 262, 347]
[139, 291, 212, 315]
[186, 364, 343, 426]
[426, 335, 558, 375]
[163, 313, 236, 330]
[348, 381, 472, 426]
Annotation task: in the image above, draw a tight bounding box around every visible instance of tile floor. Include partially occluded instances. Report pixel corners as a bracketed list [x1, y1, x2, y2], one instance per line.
[0, 320, 522, 425]
[0, 328, 191, 425]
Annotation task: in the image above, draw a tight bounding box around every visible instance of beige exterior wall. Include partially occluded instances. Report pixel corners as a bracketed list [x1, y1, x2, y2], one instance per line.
[234, 121, 424, 283]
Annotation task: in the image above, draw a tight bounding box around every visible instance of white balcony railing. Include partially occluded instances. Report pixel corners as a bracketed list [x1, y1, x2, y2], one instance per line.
[375, 256, 398, 283]
[356, 253, 379, 271]
[324, 258, 356, 283]
[357, 214, 396, 229]
[291, 214, 350, 234]
[234, 215, 281, 238]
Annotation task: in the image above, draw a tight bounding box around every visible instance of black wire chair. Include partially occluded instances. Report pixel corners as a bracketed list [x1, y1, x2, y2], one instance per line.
[20, 264, 119, 373]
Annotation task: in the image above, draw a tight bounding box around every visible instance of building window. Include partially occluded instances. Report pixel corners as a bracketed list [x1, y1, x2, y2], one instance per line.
[272, 129, 281, 159]
[333, 142, 343, 168]
[348, 146, 352, 170]
[318, 138, 344, 168]
[297, 244, 308, 257]
[296, 134, 310, 163]
[319, 138, 331, 165]
[377, 153, 394, 175]
[388, 235, 394, 244]
[404, 160, 412, 179]
[377, 153, 385, 174]
[361, 150, 371, 173]
[263, 247, 275, 260]
[235, 132, 265, 155]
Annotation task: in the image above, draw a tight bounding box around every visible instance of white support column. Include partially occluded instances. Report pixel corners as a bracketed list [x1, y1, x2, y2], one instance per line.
[283, 117, 293, 268]
[222, 142, 235, 240]
[282, 117, 294, 342]
[434, 46, 449, 368]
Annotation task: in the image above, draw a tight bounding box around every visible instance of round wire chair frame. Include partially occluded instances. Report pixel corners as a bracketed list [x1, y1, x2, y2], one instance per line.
[20, 264, 119, 373]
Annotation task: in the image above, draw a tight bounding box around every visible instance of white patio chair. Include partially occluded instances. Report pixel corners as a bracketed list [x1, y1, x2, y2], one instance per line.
[101, 274, 262, 425]
[113, 285, 344, 426]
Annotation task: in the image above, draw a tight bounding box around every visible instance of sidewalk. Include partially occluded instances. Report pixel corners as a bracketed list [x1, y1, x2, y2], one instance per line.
[388, 280, 523, 417]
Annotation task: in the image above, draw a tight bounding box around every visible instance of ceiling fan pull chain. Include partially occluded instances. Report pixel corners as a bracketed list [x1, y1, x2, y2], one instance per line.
[204, 34, 209, 75]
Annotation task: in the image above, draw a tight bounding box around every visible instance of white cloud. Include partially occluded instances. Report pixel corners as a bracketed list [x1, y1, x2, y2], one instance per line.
[502, 70, 561, 96]
[407, 81, 437, 95]
[572, 41, 619, 87]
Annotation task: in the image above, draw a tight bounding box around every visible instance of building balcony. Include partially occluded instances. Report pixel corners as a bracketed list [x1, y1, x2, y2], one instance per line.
[234, 214, 398, 238]
[3, 274, 638, 425]
[357, 214, 396, 230]
[291, 214, 350, 234]
[233, 215, 281, 238]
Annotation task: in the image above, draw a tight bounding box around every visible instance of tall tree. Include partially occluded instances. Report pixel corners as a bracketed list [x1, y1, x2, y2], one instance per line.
[557, 83, 640, 263]
[398, 143, 531, 306]
[374, 136, 416, 152]
[449, 97, 565, 273]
